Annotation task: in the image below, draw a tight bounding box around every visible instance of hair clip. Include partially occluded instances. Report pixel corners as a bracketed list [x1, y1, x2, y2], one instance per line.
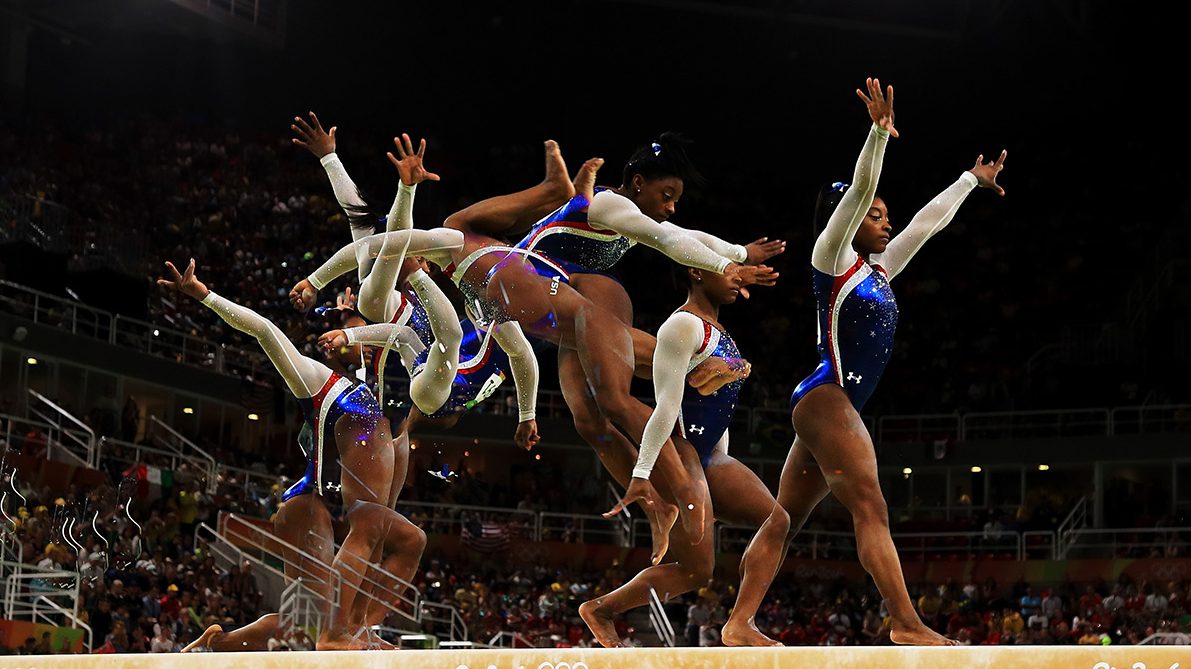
[651, 142, 662, 156]
[831, 182, 850, 193]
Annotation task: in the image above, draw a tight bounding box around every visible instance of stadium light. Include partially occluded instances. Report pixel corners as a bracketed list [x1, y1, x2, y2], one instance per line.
[1038, 464, 1050, 471]
[902, 467, 912, 475]
[535, 454, 541, 461]
[464, 450, 470, 457]
[970, 466, 982, 473]
[183, 407, 194, 415]
[26, 357, 37, 365]
[247, 413, 259, 421]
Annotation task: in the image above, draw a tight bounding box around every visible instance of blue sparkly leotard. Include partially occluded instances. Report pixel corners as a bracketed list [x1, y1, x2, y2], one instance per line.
[282, 373, 383, 504]
[412, 318, 511, 418]
[677, 314, 746, 467]
[515, 188, 633, 274]
[789, 255, 897, 411]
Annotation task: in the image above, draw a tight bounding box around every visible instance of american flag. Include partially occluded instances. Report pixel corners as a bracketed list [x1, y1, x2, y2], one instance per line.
[461, 520, 509, 553]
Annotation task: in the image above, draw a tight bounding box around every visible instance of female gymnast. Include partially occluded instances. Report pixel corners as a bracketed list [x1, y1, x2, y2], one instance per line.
[158, 259, 425, 650]
[581, 263, 788, 647]
[770, 77, 1007, 646]
[289, 151, 775, 553]
[464, 134, 780, 561]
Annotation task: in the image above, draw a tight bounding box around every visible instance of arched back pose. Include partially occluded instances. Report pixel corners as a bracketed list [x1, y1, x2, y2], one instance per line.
[447, 138, 778, 562]
[580, 262, 791, 647]
[770, 78, 1006, 646]
[294, 154, 767, 550]
[158, 260, 426, 650]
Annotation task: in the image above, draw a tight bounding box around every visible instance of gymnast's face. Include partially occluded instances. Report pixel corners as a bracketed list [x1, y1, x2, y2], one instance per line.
[852, 196, 892, 257]
[691, 266, 742, 305]
[632, 175, 683, 222]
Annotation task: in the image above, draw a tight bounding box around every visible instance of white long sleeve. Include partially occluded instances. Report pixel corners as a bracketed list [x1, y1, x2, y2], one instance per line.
[308, 228, 464, 290]
[385, 182, 417, 232]
[321, 153, 376, 281]
[201, 292, 330, 398]
[811, 124, 890, 275]
[684, 229, 749, 264]
[320, 153, 372, 236]
[869, 171, 978, 280]
[632, 311, 705, 480]
[344, 323, 425, 373]
[490, 321, 538, 421]
[588, 190, 736, 273]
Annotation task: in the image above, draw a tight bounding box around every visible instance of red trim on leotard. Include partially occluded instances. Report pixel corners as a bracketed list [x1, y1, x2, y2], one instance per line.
[824, 256, 868, 386]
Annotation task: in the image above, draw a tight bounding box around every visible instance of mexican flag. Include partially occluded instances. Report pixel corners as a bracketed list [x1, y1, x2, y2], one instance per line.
[122, 463, 175, 503]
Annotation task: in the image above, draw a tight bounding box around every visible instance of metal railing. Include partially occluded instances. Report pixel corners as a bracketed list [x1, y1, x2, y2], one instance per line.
[421, 600, 468, 642]
[1139, 633, 1191, 645]
[34, 595, 93, 652]
[1021, 530, 1059, 560]
[877, 413, 961, 445]
[538, 511, 625, 545]
[148, 416, 218, 492]
[26, 389, 96, 468]
[1, 279, 267, 380]
[487, 631, 535, 648]
[201, 517, 422, 627]
[1057, 496, 1090, 559]
[97, 436, 212, 480]
[961, 408, 1112, 441]
[1061, 527, 1191, 560]
[715, 525, 1039, 561]
[397, 500, 539, 541]
[2, 564, 85, 647]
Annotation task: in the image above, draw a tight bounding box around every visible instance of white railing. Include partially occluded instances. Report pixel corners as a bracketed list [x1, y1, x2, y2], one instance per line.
[1021, 530, 1058, 560]
[962, 408, 1112, 441]
[97, 436, 212, 480]
[0, 279, 112, 341]
[715, 526, 1026, 561]
[1061, 527, 1191, 559]
[603, 482, 633, 547]
[421, 600, 468, 642]
[1057, 496, 1090, 559]
[487, 631, 535, 648]
[1, 279, 266, 380]
[33, 595, 92, 651]
[877, 413, 961, 445]
[397, 500, 539, 541]
[202, 518, 420, 626]
[1139, 633, 1191, 645]
[148, 416, 217, 493]
[2, 565, 81, 627]
[538, 511, 625, 545]
[26, 389, 96, 467]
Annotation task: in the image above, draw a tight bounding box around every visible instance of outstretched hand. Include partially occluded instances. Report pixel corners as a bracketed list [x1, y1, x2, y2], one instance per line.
[744, 237, 786, 265]
[156, 259, 210, 302]
[336, 286, 357, 312]
[856, 77, 898, 138]
[969, 150, 1008, 196]
[514, 420, 541, 451]
[603, 477, 656, 519]
[386, 134, 441, 186]
[734, 264, 779, 299]
[318, 329, 348, 354]
[291, 112, 336, 158]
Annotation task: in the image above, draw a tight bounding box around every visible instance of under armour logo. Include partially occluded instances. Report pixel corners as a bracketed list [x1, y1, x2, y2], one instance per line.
[688, 425, 705, 435]
[549, 275, 561, 295]
[847, 372, 863, 384]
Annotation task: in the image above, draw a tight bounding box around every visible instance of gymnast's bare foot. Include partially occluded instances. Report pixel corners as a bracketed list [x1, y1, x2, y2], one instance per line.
[721, 619, 783, 647]
[890, 622, 958, 646]
[181, 624, 223, 652]
[579, 599, 624, 648]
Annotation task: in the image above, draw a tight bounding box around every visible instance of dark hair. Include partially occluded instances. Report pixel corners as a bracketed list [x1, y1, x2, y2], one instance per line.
[341, 190, 389, 233]
[622, 131, 705, 188]
[812, 181, 881, 236]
